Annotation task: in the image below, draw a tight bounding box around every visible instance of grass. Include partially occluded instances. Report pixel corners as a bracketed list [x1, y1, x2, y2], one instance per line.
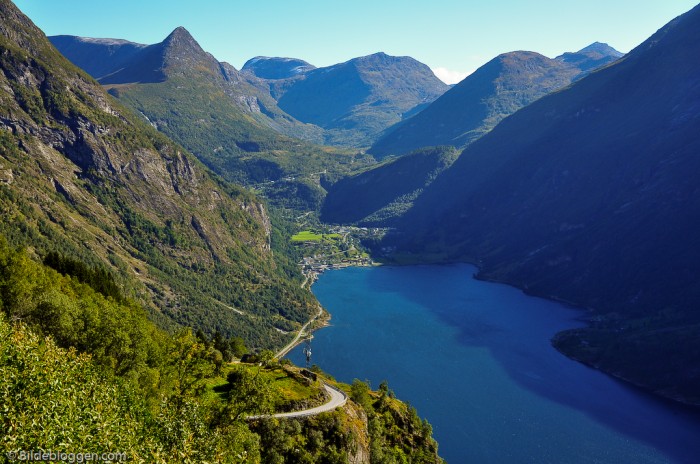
[291, 230, 342, 243]
[258, 367, 320, 404]
[208, 363, 325, 412]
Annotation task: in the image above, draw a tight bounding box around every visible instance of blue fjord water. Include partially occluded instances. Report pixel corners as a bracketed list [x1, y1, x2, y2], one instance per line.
[288, 264, 700, 464]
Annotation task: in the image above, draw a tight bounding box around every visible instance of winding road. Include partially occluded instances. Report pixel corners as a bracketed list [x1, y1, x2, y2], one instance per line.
[247, 383, 347, 419]
[275, 306, 323, 359]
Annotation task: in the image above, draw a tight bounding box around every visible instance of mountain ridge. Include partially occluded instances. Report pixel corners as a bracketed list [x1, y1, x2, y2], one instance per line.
[370, 43, 622, 157]
[242, 56, 316, 79]
[261, 51, 450, 147]
[1, 5, 316, 348]
[50, 29, 367, 211]
[383, 5, 700, 405]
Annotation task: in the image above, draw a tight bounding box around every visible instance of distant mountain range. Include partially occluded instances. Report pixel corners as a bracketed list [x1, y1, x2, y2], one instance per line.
[383, 6, 700, 404]
[53, 34, 450, 150]
[370, 43, 622, 157]
[245, 52, 450, 147]
[1, 11, 316, 347]
[49, 29, 367, 211]
[50, 28, 323, 141]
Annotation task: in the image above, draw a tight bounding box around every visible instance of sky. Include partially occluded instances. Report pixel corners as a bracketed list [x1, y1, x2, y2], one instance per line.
[12, 0, 700, 84]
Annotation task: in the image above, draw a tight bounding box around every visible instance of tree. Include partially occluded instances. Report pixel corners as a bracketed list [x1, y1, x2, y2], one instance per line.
[223, 367, 276, 421]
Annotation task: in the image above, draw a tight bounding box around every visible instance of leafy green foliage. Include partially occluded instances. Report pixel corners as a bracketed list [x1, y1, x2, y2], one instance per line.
[43, 251, 124, 302]
[352, 379, 444, 464]
[0, 5, 320, 350]
[0, 313, 262, 463]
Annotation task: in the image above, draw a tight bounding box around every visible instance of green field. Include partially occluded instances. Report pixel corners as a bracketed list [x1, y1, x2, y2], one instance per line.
[291, 230, 342, 242]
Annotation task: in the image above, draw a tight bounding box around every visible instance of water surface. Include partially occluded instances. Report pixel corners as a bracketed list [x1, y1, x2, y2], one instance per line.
[288, 264, 700, 463]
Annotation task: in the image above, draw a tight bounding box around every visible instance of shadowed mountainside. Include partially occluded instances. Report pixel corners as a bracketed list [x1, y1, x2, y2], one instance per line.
[384, 6, 700, 405]
[370, 44, 622, 157]
[261, 52, 449, 147]
[320, 146, 459, 226]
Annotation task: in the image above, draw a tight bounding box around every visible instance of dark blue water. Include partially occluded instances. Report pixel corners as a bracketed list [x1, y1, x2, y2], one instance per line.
[288, 264, 700, 464]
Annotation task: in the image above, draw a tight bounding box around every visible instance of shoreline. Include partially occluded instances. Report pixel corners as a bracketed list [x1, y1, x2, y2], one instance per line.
[278, 260, 378, 359]
[378, 255, 700, 409]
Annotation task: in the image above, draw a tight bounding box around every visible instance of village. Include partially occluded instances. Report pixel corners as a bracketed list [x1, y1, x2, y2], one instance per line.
[291, 225, 385, 286]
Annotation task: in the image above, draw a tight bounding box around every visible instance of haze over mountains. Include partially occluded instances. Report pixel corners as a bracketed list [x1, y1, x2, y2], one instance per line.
[370, 42, 623, 157]
[381, 4, 700, 404]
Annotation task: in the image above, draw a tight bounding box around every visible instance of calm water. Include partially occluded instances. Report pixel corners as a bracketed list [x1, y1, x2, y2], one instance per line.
[288, 264, 700, 464]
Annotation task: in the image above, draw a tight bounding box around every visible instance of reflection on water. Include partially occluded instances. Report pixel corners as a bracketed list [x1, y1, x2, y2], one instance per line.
[288, 264, 700, 464]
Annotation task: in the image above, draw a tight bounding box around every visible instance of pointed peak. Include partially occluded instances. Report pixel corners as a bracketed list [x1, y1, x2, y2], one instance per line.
[160, 26, 208, 62]
[164, 26, 197, 45]
[168, 26, 191, 37]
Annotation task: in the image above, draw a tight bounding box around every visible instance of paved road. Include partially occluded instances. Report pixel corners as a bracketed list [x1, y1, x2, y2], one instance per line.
[247, 383, 347, 419]
[275, 306, 323, 359]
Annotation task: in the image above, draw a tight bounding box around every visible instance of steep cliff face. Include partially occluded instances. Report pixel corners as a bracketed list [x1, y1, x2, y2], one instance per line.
[0, 0, 315, 348]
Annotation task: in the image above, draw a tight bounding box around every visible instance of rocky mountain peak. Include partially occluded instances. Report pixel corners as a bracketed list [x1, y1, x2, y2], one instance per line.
[163, 26, 199, 51]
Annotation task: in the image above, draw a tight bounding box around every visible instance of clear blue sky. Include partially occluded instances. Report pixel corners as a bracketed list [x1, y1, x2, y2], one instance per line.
[12, 0, 699, 84]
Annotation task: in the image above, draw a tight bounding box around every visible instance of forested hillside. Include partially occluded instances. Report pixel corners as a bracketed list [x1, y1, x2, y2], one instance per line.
[50, 30, 368, 212]
[386, 4, 700, 405]
[0, 0, 316, 349]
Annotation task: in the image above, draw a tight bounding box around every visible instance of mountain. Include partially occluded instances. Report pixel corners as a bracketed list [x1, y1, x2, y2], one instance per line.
[370, 44, 622, 157]
[320, 146, 459, 226]
[556, 41, 624, 74]
[242, 56, 316, 79]
[1, 4, 446, 461]
[48, 35, 147, 78]
[49, 29, 362, 211]
[270, 52, 449, 147]
[1, 3, 317, 349]
[385, 5, 700, 404]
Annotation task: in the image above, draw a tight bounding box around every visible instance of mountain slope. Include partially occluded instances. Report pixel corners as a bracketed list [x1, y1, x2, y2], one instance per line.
[0, 1, 316, 349]
[273, 52, 449, 147]
[320, 146, 459, 226]
[555, 41, 624, 75]
[47, 35, 147, 79]
[387, 6, 700, 404]
[49, 30, 367, 211]
[242, 56, 316, 79]
[370, 45, 622, 157]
